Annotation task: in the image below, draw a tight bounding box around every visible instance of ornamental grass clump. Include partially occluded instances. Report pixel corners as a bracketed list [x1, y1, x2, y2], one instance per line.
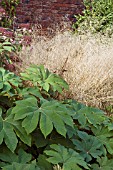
[19, 30, 113, 111]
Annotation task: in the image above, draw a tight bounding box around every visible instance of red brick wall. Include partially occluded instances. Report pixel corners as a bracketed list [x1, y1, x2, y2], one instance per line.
[16, 0, 84, 30]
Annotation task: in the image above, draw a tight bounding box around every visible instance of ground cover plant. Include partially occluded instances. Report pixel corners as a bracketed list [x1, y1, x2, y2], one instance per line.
[0, 0, 113, 169]
[0, 65, 113, 170]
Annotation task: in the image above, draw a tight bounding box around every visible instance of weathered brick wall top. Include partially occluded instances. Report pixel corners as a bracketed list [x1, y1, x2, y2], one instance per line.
[16, 0, 84, 30]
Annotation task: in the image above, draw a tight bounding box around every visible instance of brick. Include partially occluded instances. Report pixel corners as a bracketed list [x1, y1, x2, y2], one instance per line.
[0, 0, 84, 32]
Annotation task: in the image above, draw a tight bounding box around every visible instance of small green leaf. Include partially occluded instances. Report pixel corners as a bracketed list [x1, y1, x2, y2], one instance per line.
[18, 148, 32, 163]
[22, 110, 40, 134]
[3, 122, 18, 152]
[17, 87, 42, 99]
[40, 113, 53, 138]
[42, 82, 49, 92]
[3, 42, 12, 45]
[3, 46, 13, 52]
[37, 155, 52, 170]
[4, 114, 31, 147]
[0, 110, 18, 152]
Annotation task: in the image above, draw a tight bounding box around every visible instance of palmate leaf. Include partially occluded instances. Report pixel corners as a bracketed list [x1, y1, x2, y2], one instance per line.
[0, 148, 50, 170]
[92, 157, 113, 170]
[5, 111, 31, 146]
[2, 162, 41, 170]
[72, 131, 103, 162]
[92, 126, 113, 154]
[45, 74, 69, 93]
[12, 97, 40, 134]
[39, 100, 73, 137]
[0, 147, 31, 165]
[0, 116, 18, 152]
[66, 125, 78, 139]
[73, 105, 107, 128]
[0, 109, 31, 152]
[0, 147, 41, 170]
[20, 65, 68, 93]
[44, 144, 89, 170]
[0, 67, 21, 94]
[12, 97, 74, 138]
[64, 99, 107, 128]
[17, 87, 43, 99]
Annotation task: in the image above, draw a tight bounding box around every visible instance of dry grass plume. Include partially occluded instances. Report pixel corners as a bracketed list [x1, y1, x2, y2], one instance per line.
[19, 30, 113, 111]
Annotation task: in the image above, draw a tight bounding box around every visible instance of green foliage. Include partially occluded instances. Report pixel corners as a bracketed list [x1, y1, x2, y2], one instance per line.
[72, 131, 103, 162]
[0, 0, 23, 67]
[92, 157, 113, 170]
[1, 0, 20, 28]
[0, 147, 32, 165]
[12, 97, 73, 137]
[0, 39, 17, 66]
[0, 41, 14, 53]
[73, 0, 113, 35]
[0, 65, 113, 169]
[0, 67, 21, 95]
[45, 144, 89, 170]
[20, 65, 68, 95]
[0, 108, 31, 152]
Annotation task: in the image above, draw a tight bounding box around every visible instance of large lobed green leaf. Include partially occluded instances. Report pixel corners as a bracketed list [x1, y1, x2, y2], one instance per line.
[72, 102, 107, 128]
[12, 97, 74, 138]
[0, 147, 52, 170]
[0, 67, 21, 95]
[45, 144, 89, 170]
[92, 157, 113, 170]
[0, 115, 18, 152]
[2, 162, 41, 170]
[92, 126, 113, 154]
[0, 147, 32, 165]
[0, 108, 31, 152]
[72, 131, 103, 162]
[20, 65, 68, 94]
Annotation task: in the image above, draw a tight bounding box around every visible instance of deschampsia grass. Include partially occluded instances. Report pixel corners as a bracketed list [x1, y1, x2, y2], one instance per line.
[19, 30, 113, 111]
